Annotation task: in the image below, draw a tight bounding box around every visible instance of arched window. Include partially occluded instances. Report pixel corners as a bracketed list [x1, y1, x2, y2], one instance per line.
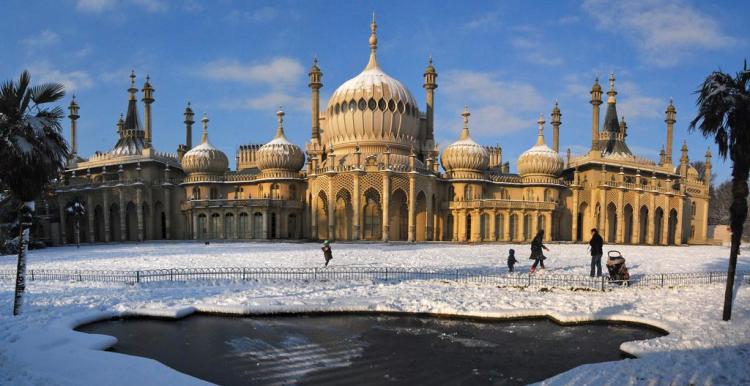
[258, 185, 264, 198]
[348, 100, 356, 112]
[363, 190, 381, 240]
[209, 187, 219, 200]
[270, 184, 280, 199]
[448, 186, 456, 201]
[192, 187, 200, 200]
[464, 185, 474, 200]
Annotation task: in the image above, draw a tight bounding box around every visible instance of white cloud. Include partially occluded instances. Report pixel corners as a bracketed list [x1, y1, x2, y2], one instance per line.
[226, 6, 279, 23]
[582, 0, 736, 66]
[27, 63, 94, 92]
[440, 70, 548, 137]
[21, 30, 60, 48]
[465, 12, 501, 30]
[510, 36, 564, 66]
[76, 0, 166, 13]
[197, 57, 304, 87]
[75, 0, 116, 13]
[616, 81, 664, 120]
[217, 92, 307, 112]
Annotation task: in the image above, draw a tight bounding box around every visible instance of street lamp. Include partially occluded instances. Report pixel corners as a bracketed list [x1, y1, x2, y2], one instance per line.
[66, 200, 86, 248]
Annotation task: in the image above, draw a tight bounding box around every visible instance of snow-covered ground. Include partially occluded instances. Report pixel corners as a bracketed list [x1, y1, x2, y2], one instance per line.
[1, 241, 749, 385]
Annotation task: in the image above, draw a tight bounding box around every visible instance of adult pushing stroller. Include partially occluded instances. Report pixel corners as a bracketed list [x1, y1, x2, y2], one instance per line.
[606, 250, 630, 284]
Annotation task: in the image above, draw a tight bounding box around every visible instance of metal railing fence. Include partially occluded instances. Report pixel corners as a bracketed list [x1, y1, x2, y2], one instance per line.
[0, 267, 746, 291]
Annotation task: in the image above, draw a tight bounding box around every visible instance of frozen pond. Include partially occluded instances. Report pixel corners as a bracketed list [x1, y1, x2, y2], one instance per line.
[78, 314, 664, 385]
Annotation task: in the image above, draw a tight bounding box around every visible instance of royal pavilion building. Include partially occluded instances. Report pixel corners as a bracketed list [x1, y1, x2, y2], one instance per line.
[45, 18, 711, 246]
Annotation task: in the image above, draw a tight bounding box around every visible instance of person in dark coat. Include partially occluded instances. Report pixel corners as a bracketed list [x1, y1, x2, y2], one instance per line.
[507, 249, 518, 272]
[588, 228, 604, 277]
[321, 240, 333, 267]
[529, 229, 550, 273]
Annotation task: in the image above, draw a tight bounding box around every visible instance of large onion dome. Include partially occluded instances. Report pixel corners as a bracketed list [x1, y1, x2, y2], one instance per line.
[323, 16, 420, 159]
[517, 114, 563, 181]
[441, 107, 489, 179]
[181, 113, 229, 176]
[256, 109, 305, 177]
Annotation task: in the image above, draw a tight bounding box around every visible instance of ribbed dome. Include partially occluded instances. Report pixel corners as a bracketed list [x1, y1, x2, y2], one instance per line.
[256, 109, 305, 174]
[182, 114, 228, 176]
[441, 108, 489, 179]
[323, 17, 420, 156]
[517, 115, 563, 179]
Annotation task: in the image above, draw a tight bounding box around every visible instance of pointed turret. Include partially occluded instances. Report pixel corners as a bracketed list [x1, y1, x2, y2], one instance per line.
[551, 101, 561, 152]
[704, 147, 712, 185]
[423, 55, 437, 143]
[365, 12, 379, 70]
[665, 98, 676, 165]
[308, 56, 323, 143]
[590, 77, 603, 150]
[111, 72, 145, 156]
[141, 75, 154, 148]
[68, 95, 80, 158]
[598, 73, 632, 157]
[184, 101, 194, 149]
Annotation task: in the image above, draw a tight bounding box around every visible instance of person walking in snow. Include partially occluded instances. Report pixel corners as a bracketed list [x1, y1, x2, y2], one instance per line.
[529, 229, 549, 273]
[507, 248, 518, 272]
[588, 228, 604, 277]
[321, 240, 333, 267]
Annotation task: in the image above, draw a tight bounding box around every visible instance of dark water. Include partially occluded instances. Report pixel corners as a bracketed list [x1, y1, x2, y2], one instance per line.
[78, 314, 663, 385]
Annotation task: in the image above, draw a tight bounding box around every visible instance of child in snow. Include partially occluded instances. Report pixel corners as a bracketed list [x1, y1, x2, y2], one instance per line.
[321, 240, 333, 267]
[507, 249, 518, 272]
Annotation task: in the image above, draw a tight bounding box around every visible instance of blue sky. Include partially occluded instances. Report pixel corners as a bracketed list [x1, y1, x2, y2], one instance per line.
[1, 0, 747, 182]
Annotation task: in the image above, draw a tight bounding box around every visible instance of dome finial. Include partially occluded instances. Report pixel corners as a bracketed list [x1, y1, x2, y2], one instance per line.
[607, 72, 617, 104]
[201, 113, 209, 143]
[460, 106, 471, 140]
[275, 106, 286, 138]
[366, 13, 379, 70]
[536, 113, 546, 146]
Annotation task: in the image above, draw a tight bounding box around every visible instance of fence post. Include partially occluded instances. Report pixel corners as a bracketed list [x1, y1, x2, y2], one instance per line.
[30, 270, 34, 281]
[709, 272, 712, 284]
[455, 269, 459, 282]
[661, 274, 664, 287]
[136, 270, 140, 283]
[313, 267, 317, 281]
[242, 268, 246, 281]
[78, 270, 82, 281]
[385, 268, 388, 282]
[600, 275, 605, 292]
[170, 269, 174, 281]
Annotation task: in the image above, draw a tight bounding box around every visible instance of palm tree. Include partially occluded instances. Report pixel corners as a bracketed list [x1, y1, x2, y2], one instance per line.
[0, 71, 68, 315]
[690, 60, 750, 321]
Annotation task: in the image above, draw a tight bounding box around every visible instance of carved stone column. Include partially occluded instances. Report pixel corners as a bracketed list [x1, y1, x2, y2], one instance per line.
[407, 174, 416, 242]
[103, 191, 110, 242]
[136, 188, 143, 242]
[163, 187, 171, 239]
[119, 189, 126, 241]
[425, 181, 434, 241]
[58, 197, 66, 244]
[616, 189, 625, 243]
[87, 194, 95, 242]
[382, 172, 391, 242]
[352, 172, 361, 240]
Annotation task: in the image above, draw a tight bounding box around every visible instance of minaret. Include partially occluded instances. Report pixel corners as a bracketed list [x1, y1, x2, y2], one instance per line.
[128, 70, 137, 101]
[551, 100, 561, 152]
[680, 140, 689, 177]
[68, 95, 80, 159]
[142, 75, 155, 148]
[460, 105, 471, 140]
[184, 102, 194, 149]
[590, 77, 602, 151]
[665, 98, 676, 165]
[308, 57, 322, 144]
[704, 147, 712, 186]
[423, 55, 437, 143]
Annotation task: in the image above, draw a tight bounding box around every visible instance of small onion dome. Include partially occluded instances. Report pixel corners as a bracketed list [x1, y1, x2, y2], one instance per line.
[181, 113, 229, 176]
[256, 108, 305, 175]
[591, 77, 602, 93]
[424, 55, 436, 75]
[440, 107, 489, 179]
[517, 114, 563, 180]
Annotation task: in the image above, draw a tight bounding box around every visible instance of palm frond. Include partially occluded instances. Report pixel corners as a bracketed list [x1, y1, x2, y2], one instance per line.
[30, 83, 65, 105]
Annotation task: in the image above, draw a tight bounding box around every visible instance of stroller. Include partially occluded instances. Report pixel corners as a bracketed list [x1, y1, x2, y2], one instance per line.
[606, 250, 630, 284]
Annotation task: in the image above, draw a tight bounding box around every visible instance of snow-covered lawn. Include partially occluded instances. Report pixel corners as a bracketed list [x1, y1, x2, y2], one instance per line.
[1, 241, 749, 385]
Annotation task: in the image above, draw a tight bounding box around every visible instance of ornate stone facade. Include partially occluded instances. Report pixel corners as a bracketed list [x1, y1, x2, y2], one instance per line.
[47, 18, 710, 246]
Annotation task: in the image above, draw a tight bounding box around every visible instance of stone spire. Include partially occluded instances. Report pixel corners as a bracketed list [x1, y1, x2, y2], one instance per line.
[423, 55, 437, 142]
[607, 72, 617, 104]
[536, 113, 546, 146]
[200, 113, 209, 143]
[183, 101, 194, 149]
[551, 100, 561, 152]
[365, 13, 379, 70]
[141, 75, 154, 148]
[459, 105, 471, 140]
[68, 95, 80, 157]
[275, 106, 286, 138]
[704, 147, 712, 185]
[590, 77, 603, 150]
[665, 98, 676, 165]
[308, 56, 323, 143]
